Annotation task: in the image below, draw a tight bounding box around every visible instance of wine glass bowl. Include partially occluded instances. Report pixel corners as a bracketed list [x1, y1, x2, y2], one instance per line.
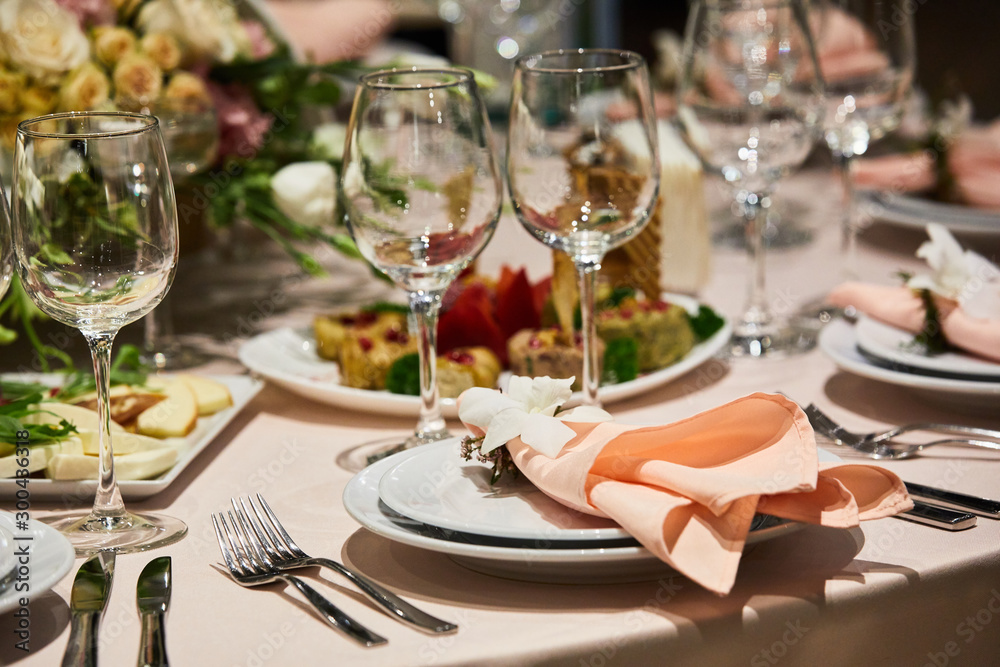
[507, 49, 660, 405]
[11, 111, 186, 554]
[339, 68, 502, 468]
[676, 0, 824, 357]
[0, 179, 12, 302]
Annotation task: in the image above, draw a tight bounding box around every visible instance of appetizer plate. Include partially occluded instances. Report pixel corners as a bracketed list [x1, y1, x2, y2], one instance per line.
[344, 443, 810, 584]
[819, 319, 1000, 407]
[0, 375, 262, 501]
[0, 512, 74, 615]
[238, 301, 732, 418]
[854, 316, 1000, 381]
[860, 191, 1000, 236]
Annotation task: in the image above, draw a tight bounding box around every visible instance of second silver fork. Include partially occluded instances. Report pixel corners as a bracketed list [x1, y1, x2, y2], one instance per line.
[232, 495, 457, 634]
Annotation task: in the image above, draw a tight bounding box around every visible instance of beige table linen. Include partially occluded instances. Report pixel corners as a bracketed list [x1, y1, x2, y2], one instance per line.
[3, 170, 1000, 666]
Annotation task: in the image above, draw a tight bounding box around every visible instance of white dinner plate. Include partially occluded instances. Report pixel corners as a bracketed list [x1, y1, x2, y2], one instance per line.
[854, 316, 1000, 380]
[0, 375, 262, 501]
[819, 319, 1000, 407]
[0, 512, 75, 615]
[860, 191, 1000, 236]
[238, 298, 732, 418]
[344, 446, 810, 584]
[0, 524, 13, 593]
[379, 439, 629, 542]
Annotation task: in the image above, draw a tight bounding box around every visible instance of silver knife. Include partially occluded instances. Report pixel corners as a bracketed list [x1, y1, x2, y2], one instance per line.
[904, 481, 1000, 519]
[62, 551, 115, 667]
[136, 556, 171, 667]
[899, 501, 977, 531]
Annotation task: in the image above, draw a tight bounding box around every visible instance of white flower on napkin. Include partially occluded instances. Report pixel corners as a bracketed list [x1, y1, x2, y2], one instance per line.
[458, 376, 613, 458]
[908, 223, 1000, 319]
[271, 161, 337, 227]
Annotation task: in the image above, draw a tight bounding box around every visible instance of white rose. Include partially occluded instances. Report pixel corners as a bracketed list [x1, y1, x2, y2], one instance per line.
[0, 0, 89, 85]
[311, 123, 348, 161]
[908, 223, 1000, 319]
[271, 162, 337, 227]
[137, 0, 250, 64]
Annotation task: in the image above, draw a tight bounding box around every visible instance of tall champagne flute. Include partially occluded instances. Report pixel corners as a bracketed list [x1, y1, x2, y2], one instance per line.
[507, 49, 659, 407]
[340, 68, 502, 468]
[12, 112, 187, 554]
[676, 0, 824, 357]
[813, 0, 915, 276]
[0, 178, 11, 301]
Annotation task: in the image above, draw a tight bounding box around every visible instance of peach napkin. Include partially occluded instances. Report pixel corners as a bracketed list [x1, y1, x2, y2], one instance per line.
[458, 381, 911, 595]
[828, 224, 1000, 362]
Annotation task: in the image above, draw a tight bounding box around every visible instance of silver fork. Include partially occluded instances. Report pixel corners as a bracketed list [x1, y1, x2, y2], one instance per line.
[804, 404, 1000, 460]
[232, 495, 457, 634]
[212, 512, 387, 647]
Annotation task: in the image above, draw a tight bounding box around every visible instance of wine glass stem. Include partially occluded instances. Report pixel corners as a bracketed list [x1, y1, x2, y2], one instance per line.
[741, 194, 773, 332]
[409, 290, 448, 441]
[576, 262, 601, 407]
[836, 152, 860, 280]
[84, 332, 127, 521]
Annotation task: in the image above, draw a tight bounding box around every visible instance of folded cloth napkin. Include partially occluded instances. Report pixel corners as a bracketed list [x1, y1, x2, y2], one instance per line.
[458, 378, 911, 595]
[828, 224, 1000, 362]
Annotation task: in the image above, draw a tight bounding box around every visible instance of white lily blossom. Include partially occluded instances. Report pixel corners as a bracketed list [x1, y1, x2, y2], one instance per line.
[908, 223, 1000, 320]
[271, 162, 336, 227]
[459, 376, 613, 458]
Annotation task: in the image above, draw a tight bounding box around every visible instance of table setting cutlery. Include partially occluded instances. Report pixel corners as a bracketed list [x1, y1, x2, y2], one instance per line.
[211, 511, 387, 647]
[230, 495, 456, 634]
[62, 551, 115, 667]
[137, 556, 172, 667]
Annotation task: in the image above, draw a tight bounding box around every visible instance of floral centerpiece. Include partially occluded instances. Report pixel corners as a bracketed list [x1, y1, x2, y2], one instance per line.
[0, 0, 375, 361]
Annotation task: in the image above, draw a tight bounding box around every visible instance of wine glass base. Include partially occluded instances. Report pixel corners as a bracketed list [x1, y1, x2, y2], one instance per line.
[39, 510, 187, 556]
[729, 324, 817, 359]
[140, 340, 216, 371]
[336, 431, 452, 473]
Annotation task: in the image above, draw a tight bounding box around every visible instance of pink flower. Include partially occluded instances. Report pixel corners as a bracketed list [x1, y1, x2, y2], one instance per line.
[241, 20, 276, 59]
[54, 0, 114, 27]
[208, 82, 273, 159]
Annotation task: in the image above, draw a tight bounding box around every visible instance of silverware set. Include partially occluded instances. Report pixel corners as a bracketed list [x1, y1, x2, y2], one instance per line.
[803, 402, 1000, 531]
[62, 553, 171, 666]
[212, 494, 457, 647]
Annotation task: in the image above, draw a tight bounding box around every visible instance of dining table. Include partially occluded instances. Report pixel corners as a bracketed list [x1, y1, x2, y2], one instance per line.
[2, 166, 999, 667]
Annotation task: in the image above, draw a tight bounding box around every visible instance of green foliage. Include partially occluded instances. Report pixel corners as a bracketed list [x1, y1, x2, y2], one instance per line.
[686, 305, 726, 342]
[602, 337, 639, 385]
[385, 353, 420, 396]
[0, 393, 78, 446]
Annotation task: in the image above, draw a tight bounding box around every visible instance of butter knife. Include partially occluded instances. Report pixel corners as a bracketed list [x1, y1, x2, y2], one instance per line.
[900, 501, 977, 531]
[904, 482, 1000, 519]
[62, 551, 115, 667]
[136, 556, 171, 667]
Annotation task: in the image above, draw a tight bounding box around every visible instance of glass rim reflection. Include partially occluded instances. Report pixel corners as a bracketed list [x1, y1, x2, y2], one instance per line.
[16, 111, 159, 140]
[360, 67, 475, 91]
[514, 48, 646, 75]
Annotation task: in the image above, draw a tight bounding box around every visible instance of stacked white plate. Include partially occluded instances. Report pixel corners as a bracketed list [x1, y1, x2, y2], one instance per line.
[820, 317, 1000, 409]
[0, 512, 75, 614]
[343, 439, 804, 584]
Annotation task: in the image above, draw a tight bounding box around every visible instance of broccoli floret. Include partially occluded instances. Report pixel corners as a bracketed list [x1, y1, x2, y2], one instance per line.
[385, 353, 420, 395]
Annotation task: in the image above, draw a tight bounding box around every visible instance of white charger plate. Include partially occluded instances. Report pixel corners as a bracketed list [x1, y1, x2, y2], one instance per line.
[855, 316, 1000, 380]
[344, 444, 810, 583]
[0, 512, 74, 615]
[238, 299, 731, 418]
[0, 375, 262, 501]
[860, 191, 1000, 236]
[819, 319, 1000, 407]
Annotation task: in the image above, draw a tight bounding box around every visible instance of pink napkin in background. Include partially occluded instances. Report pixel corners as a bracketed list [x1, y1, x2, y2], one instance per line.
[828, 282, 1000, 363]
[459, 392, 911, 595]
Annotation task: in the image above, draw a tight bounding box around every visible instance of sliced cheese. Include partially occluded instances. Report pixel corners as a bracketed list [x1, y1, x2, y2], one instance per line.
[45, 447, 179, 481]
[77, 430, 171, 456]
[22, 403, 125, 434]
[0, 437, 84, 477]
[177, 374, 233, 415]
[136, 379, 198, 438]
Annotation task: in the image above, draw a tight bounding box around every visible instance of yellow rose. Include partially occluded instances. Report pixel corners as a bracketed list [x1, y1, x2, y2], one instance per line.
[162, 71, 212, 111]
[113, 53, 163, 110]
[140, 33, 182, 72]
[94, 26, 137, 66]
[19, 85, 58, 114]
[0, 0, 90, 85]
[0, 69, 26, 114]
[137, 0, 251, 64]
[60, 63, 111, 111]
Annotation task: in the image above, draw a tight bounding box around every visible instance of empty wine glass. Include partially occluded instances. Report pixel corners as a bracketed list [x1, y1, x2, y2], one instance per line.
[339, 68, 502, 469]
[507, 49, 660, 406]
[813, 0, 915, 276]
[676, 0, 824, 357]
[12, 112, 187, 554]
[0, 178, 11, 302]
